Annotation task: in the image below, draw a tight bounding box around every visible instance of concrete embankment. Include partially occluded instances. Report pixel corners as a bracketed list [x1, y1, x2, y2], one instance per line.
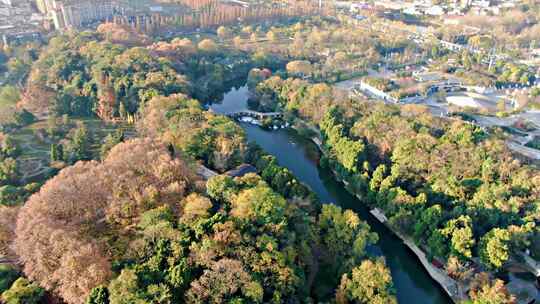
[309, 136, 466, 303]
[370, 208, 466, 303]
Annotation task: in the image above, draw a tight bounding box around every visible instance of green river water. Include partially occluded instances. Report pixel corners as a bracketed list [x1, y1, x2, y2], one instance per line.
[211, 85, 452, 304]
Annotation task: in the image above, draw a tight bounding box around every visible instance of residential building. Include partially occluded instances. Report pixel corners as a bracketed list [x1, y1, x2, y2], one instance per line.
[36, 0, 115, 30]
[0, 0, 43, 44]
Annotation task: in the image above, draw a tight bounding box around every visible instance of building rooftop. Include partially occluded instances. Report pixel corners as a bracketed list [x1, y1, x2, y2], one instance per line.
[225, 164, 258, 178]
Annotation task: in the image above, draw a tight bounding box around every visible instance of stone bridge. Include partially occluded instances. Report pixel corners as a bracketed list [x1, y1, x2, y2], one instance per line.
[225, 110, 283, 120]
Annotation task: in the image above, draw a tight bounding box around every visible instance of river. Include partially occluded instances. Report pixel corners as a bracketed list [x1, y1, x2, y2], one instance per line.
[211, 85, 452, 304]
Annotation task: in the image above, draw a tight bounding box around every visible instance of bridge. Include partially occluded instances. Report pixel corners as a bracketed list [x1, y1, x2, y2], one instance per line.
[225, 110, 283, 120]
[220, 0, 250, 7]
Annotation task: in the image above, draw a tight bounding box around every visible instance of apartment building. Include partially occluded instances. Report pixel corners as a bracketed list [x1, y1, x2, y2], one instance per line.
[36, 0, 115, 30]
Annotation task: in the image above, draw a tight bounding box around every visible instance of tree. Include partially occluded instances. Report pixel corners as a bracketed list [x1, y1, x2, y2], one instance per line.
[186, 259, 263, 304]
[47, 115, 58, 137]
[441, 216, 475, 260]
[13, 139, 196, 304]
[1, 278, 44, 304]
[0, 158, 18, 186]
[336, 259, 397, 304]
[496, 100, 506, 113]
[217, 26, 232, 40]
[318, 204, 378, 277]
[266, 30, 277, 42]
[0, 134, 19, 158]
[286, 60, 313, 78]
[0, 264, 19, 294]
[14, 110, 35, 126]
[231, 184, 286, 225]
[181, 193, 213, 222]
[469, 273, 516, 304]
[479, 228, 511, 269]
[197, 39, 218, 53]
[0, 85, 20, 105]
[108, 269, 147, 304]
[100, 129, 124, 159]
[413, 205, 442, 242]
[87, 286, 109, 304]
[233, 36, 243, 48]
[206, 175, 237, 202]
[68, 122, 92, 162]
[247, 68, 267, 89]
[0, 185, 22, 206]
[50, 143, 64, 162]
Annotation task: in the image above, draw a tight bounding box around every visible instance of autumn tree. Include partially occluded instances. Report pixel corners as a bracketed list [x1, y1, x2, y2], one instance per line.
[186, 259, 263, 303]
[13, 139, 196, 304]
[286, 60, 313, 78]
[197, 39, 218, 53]
[217, 26, 232, 40]
[468, 273, 516, 304]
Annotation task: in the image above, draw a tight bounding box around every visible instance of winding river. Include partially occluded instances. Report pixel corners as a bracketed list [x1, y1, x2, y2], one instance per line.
[211, 85, 452, 304]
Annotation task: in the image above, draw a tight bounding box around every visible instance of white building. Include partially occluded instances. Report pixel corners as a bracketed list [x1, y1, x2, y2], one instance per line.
[425, 5, 444, 15]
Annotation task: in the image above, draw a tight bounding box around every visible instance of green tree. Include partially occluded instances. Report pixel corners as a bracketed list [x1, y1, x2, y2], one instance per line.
[336, 259, 397, 304]
[427, 229, 449, 259]
[0, 185, 22, 206]
[479, 228, 511, 269]
[68, 122, 92, 162]
[87, 286, 109, 304]
[14, 110, 35, 126]
[0, 265, 19, 294]
[206, 175, 237, 203]
[413, 205, 443, 242]
[0, 158, 18, 186]
[1, 278, 44, 304]
[108, 269, 147, 304]
[100, 130, 124, 159]
[441, 216, 475, 260]
[47, 115, 58, 137]
[318, 204, 378, 277]
[50, 143, 64, 162]
[0, 135, 19, 159]
[231, 184, 286, 225]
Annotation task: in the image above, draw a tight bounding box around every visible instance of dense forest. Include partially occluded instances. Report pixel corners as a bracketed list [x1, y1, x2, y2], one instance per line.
[0, 12, 539, 304]
[249, 75, 540, 300]
[0, 22, 397, 304]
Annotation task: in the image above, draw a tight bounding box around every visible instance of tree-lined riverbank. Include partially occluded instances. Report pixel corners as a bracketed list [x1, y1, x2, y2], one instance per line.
[211, 85, 452, 304]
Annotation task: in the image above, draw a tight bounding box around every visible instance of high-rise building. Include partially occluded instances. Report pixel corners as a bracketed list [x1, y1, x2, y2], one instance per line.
[35, 0, 115, 30]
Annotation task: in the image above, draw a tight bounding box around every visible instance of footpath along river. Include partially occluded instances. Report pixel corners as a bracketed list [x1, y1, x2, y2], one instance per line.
[211, 85, 452, 304]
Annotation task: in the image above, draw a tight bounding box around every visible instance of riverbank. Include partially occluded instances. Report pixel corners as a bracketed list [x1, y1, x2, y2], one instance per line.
[370, 207, 467, 303]
[307, 133, 466, 303]
[307, 128, 540, 304]
[213, 84, 453, 303]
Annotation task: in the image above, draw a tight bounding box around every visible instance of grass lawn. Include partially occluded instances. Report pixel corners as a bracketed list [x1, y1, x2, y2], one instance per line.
[9, 117, 133, 182]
